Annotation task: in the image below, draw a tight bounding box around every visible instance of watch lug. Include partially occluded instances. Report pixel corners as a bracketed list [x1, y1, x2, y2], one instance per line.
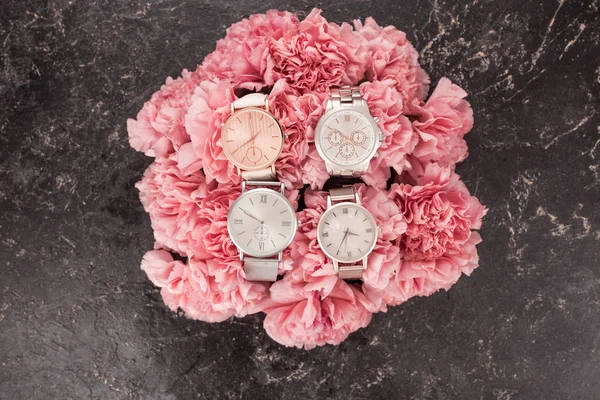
[241, 180, 247, 193]
[325, 99, 334, 111]
[327, 195, 332, 208]
[324, 160, 335, 175]
[361, 257, 368, 268]
[333, 260, 339, 272]
[278, 252, 283, 262]
[239, 251, 245, 261]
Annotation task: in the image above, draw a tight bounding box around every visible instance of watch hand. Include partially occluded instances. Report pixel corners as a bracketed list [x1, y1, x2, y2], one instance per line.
[231, 128, 263, 154]
[239, 208, 264, 224]
[337, 228, 349, 254]
[348, 231, 359, 236]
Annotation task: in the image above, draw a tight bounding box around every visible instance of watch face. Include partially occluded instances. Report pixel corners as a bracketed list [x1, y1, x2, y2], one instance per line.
[317, 202, 378, 263]
[316, 110, 377, 166]
[222, 108, 283, 170]
[227, 188, 297, 258]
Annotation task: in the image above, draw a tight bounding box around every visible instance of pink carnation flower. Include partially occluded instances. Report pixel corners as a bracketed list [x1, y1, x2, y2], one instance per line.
[201, 10, 299, 90]
[353, 17, 430, 106]
[407, 77, 474, 170]
[128, 68, 203, 157]
[359, 80, 417, 188]
[141, 250, 270, 321]
[382, 163, 486, 305]
[269, 9, 367, 93]
[263, 278, 373, 349]
[185, 79, 239, 185]
[136, 156, 217, 257]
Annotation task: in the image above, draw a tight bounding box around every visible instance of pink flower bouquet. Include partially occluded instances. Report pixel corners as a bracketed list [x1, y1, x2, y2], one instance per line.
[128, 8, 486, 349]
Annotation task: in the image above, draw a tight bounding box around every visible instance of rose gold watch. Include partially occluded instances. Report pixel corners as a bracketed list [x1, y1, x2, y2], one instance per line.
[221, 93, 284, 181]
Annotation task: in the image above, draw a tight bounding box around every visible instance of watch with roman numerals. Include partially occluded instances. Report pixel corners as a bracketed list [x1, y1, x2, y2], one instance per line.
[316, 187, 378, 280]
[314, 86, 383, 177]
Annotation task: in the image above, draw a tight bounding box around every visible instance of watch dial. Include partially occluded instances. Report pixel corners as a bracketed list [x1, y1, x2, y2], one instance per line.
[317, 203, 378, 263]
[228, 189, 296, 257]
[222, 108, 283, 170]
[317, 110, 377, 166]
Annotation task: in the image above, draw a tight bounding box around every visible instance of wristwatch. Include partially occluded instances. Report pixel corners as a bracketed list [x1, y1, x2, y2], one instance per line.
[314, 86, 383, 177]
[316, 187, 378, 280]
[227, 181, 297, 281]
[223, 93, 297, 282]
[221, 93, 284, 181]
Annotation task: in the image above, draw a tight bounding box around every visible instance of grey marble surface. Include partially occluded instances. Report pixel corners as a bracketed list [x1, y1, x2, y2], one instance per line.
[1, 0, 599, 399]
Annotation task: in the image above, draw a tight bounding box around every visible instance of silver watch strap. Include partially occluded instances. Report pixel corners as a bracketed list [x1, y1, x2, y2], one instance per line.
[330, 86, 362, 108]
[338, 264, 365, 280]
[243, 257, 279, 282]
[241, 164, 276, 181]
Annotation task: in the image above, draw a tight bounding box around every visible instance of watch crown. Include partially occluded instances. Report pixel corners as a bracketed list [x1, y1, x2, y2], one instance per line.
[373, 116, 380, 123]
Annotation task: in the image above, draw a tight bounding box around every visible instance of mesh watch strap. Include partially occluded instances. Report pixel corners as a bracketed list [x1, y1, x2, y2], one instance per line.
[244, 257, 279, 282]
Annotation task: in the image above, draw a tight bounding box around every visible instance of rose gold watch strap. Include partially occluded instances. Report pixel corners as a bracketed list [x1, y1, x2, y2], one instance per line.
[244, 257, 279, 282]
[241, 164, 276, 182]
[233, 93, 268, 110]
[338, 265, 364, 280]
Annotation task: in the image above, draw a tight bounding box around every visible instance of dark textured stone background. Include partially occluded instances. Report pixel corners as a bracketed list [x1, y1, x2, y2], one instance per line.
[1, 0, 599, 398]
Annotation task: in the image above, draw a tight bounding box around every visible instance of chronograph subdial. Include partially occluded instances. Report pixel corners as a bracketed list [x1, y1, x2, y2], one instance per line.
[351, 130, 366, 145]
[339, 142, 356, 159]
[254, 225, 270, 241]
[327, 130, 343, 146]
[245, 146, 263, 164]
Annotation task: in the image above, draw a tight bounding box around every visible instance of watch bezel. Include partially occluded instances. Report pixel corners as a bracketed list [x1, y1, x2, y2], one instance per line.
[221, 107, 284, 171]
[316, 201, 378, 263]
[227, 187, 297, 258]
[314, 107, 381, 169]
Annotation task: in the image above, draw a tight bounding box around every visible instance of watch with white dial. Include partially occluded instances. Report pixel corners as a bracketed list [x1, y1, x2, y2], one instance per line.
[227, 181, 297, 282]
[316, 187, 378, 280]
[221, 93, 284, 181]
[315, 86, 383, 177]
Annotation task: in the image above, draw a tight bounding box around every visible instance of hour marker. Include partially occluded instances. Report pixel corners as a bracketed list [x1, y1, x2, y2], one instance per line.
[336, 250, 340, 255]
[342, 208, 348, 214]
[332, 212, 337, 217]
[268, 123, 274, 128]
[336, 118, 340, 124]
[273, 199, 278, 206]
[355, 210, 358, 215]
[259, 242, 264, 251]
[362, 218, 367, 222]
[323, 232, 329, 237]
[260, 195, 267, 203]
[355, 118, 359, 124]
[279, 210, 287, 214]
[260, 115, 264, 121]
[226, 139, 233, 142]
[366, 228, 373, 233]
[344, 115, 351, 122]
[324, 222, 330, 225]
[327, 243, 332, 247]
[364, 240, 369, 244]
[358, 248, 362, 253]
[238, 231, 246, 236]
[247, 239, 253, 246]
[279, 233, 286, 238]
[347, 251, 352, 257]
[237, 117, 242, 123]
[234, 219, 243, 224]
[270, 146, 277, 150]
[249, 198, 254, 205]
[282, 221, 291, 227]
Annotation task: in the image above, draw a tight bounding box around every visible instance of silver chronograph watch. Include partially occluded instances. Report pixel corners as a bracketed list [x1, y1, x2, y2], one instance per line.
[315, 86, 383, 176]
[317, 187, 378, 280]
